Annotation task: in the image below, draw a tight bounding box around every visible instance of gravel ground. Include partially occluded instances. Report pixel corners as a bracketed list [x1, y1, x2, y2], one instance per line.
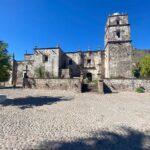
[0, 89, 150, 150]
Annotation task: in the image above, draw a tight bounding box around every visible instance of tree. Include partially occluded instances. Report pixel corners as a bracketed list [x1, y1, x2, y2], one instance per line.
[139, 54, 150, 78]
[0, 41, 11, 82]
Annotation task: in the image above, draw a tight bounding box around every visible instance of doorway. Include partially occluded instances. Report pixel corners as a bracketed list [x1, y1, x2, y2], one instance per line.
[86, 72, 92, 81]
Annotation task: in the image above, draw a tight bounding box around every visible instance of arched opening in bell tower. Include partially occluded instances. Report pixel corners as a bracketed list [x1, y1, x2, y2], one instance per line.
[116, 30, 121, 38]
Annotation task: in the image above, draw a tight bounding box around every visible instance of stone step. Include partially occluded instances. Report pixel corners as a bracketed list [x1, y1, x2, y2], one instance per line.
[88, 84, 98, 92]
[103, 80, 118, 93]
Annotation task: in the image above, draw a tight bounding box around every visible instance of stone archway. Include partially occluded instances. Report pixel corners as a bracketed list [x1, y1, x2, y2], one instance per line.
[86, 72, 92, 81]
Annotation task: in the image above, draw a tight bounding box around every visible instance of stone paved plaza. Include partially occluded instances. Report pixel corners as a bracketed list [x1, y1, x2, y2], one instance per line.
[0, 89, 150, 150]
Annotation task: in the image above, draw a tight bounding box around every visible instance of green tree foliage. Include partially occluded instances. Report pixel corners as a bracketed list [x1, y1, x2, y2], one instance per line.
[139, 54, 150, 78]
[34, 66, 45, 78]
[132, 68, 140, 78]
[0, 41, 11, 82]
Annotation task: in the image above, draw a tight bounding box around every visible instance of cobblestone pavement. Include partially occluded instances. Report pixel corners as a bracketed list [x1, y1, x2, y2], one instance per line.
[0, 89, 150, 150]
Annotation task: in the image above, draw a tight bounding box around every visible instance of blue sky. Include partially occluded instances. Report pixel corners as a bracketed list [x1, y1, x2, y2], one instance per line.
[0, 0, 150, 60]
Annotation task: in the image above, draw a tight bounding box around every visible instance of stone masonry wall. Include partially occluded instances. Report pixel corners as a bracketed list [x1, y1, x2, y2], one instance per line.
[25, 78, 82, 93]
[104, 79, 150, 92]
[109, 43, 132, 78]
[34, 48, 60, 78]
[66, 52, 81, 77]
[104, 14, 132, 78]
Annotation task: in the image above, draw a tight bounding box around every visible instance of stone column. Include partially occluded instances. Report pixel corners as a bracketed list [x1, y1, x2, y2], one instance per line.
[97, 72, 104, 94]
[80, 70, 84, 83]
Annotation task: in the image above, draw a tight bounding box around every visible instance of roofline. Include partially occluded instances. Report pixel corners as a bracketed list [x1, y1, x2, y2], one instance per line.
[16, 61, 24, 63]
[108, 14, 128, 18]
[24, 54, 33, 55]
[34, 47, 61, 50]
[65, 50, 103, 54]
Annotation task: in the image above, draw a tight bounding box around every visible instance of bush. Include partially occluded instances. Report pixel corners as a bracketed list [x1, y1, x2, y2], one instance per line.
[91, 80, 98, 85]
[132, 68, 140, 78]
[136, 87, 145, 93]
[139, 54, 150, 78]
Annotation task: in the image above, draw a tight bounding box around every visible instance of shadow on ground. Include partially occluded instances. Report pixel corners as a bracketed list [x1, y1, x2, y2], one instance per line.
[37, 127, 150, 150]
[1, 96, 73, 109]
[0, 86, 23, 89]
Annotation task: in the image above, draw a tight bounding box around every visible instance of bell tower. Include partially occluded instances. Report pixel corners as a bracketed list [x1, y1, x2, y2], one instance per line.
[104, 13, 132, 78]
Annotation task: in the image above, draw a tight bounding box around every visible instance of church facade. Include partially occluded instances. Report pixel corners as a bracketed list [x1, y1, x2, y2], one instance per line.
[10, 13, 150, 85]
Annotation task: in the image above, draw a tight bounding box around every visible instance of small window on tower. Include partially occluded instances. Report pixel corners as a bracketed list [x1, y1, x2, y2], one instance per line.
[87, 59, 91, 64]
[116, 30, 120, 38]
[43, 55, 48, 62]
[116, 19, 120, 25]
[69, 59, 73, 65]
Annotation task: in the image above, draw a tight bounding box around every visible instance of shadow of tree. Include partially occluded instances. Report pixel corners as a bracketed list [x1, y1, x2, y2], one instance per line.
[1, 96, 73, 109]
[0, 86, 23, 89]
[37, 127, 150, 150]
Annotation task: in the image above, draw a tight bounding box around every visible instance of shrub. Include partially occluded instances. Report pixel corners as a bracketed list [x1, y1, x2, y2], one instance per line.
[132, 68, 140, 78]
[139, 54, 150, 78]
[136, 87, 145, 93]
[91, 80, 98, 85]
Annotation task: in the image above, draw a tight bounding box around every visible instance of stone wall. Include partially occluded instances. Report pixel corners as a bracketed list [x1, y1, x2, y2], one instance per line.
[24, 54, 34, 61]
[16, 61, 24, 85]
[24, 78, 81, 92]
[34, 48, 60, 78]
[65, 51, 104, 80]
[104, 79, 150, 92]
[65, 52, 81, 77]
[108, 43, 132, 78]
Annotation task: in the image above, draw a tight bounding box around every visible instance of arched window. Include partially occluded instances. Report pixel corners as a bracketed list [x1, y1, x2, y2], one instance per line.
[116, 19, 120, 25]
[87, 59, 91, 64]
[43, 55, 48, 62]
[116, 30, 120, 38]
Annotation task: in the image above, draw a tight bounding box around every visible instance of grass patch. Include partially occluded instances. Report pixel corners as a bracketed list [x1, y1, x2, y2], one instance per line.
[136, 87, 145, 93]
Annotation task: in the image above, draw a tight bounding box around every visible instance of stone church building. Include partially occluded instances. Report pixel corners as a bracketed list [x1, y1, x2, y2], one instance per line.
[10, 13, 150, 85]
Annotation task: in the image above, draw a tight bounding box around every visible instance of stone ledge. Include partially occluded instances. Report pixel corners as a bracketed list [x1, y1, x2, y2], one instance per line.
[0, 94, 6, 103]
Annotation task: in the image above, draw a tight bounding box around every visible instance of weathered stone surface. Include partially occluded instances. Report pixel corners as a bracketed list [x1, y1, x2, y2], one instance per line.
[25, 78, 82, 93]
[104, 79, 150, 92]
[104, 13, 132, 78]
[61, 68, 71, 78]
[12, 49, 104, 84]
[98, 80, 104, 94]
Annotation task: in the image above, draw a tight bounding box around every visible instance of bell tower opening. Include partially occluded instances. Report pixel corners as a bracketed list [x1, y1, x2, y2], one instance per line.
[116, 30, 121, 38]
[116, 19, 120, 25]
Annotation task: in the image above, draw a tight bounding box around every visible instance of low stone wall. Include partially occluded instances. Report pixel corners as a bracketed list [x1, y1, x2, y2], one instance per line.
[104, 79, 150, 92]
[24, 78, 82, 93]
